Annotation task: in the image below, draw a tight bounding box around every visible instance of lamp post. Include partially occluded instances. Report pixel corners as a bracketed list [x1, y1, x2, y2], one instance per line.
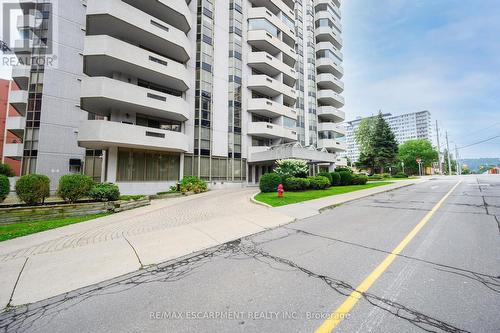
[401, 161, 405, 174]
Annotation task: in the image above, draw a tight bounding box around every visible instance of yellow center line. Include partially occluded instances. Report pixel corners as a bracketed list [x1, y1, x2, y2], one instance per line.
[315, 181, 461, 333]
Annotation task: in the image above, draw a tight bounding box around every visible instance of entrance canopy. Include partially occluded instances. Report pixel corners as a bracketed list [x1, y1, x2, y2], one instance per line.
[249, 143, 337, 164]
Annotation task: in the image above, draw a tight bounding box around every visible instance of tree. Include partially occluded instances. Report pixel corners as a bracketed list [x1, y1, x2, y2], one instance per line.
[273, 159, 309, 179]
[355, 118, 376, 171]
[398, 139, 438, 175]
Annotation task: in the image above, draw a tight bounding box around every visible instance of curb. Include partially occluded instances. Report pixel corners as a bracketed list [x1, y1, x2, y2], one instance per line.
[250, 193, 273, 208]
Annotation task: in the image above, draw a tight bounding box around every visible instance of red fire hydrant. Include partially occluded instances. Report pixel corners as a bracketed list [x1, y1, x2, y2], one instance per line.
[277, 184, 284, 198]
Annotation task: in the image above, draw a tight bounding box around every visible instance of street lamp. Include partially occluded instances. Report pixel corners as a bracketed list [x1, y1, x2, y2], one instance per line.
[401, 161, 405, 174]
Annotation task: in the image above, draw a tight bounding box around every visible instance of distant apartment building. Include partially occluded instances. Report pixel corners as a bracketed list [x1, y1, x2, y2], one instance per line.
[4, 0, 346, 194]
[344, 111, 432, 163]
[0, 79, 21, 175]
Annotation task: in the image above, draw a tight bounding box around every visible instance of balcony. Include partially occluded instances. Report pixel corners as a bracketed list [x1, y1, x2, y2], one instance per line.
[9, 90, 28, 115]
[247, 122, 297, 142]
[86, 0, 190, 63]
[318, 122, 346, 136]
[83, 35, 189, 92]
[80, 77, 189, 121]
[3, 143, 24, 160]
[6, 117, 26, 138]
[336, 157, 348, 167]
[317, 90, 345, 109]
[315, 5, 342, 32]
[247, 98, 297, 119]
[247, 52, 296, 87]
[315, 26, 343, 50]
[248, 0, 295, 18]
[247, 30, 296, 67]
[121, 0, 191, 33]
[316, 57, 344, 78]
[248, 7, 295, 46]
[316, 41, 343, 61]
[77, 120, 189, 152]
[317, 73, 344, 93]
[317, 139, 346, 152]
[317, 106, 345, 122]
[16, 14, 38, 29]
[11, 65, 30, 90]
[247, 75, 297, 105]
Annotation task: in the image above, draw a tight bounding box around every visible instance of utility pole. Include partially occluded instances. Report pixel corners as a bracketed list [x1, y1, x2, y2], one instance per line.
[435, 120, 442, 174]
[455, 144, 461, 175]
[446, 131, 452, 175]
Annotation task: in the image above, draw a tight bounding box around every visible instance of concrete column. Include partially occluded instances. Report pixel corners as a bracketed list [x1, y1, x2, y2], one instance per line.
[106, 146, 118, 183]
[179, 153, 184, 180]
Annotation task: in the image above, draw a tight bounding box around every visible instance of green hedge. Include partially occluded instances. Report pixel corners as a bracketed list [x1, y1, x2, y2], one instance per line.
[15, 174, 50, 205]
[0, 163, 14, 177]
[394, 172, 408, 178]
[259, 173, 283, 193]
[335, 167, 352, 173]
[317, 172, 333, 185]
[284, 177, 310, 191]
[368, 174, 384, 180]
[338, 171, 353, 186]
[330, 172, 341, 186]
[89, 182, 120, 201]
[0, 175, 9, 203]
[180, 176, 208, 193]
[57, 174, 94, 203]
[351, 174, 368, 185]
[307, 176, 330, 190]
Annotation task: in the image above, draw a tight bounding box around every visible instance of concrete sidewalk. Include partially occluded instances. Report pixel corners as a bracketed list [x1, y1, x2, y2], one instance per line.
[0, 180, 422, 309]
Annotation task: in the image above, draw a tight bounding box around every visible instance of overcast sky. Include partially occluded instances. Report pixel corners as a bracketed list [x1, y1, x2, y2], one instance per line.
[341, 0, 500, 158]
[0, 0, 499, 158]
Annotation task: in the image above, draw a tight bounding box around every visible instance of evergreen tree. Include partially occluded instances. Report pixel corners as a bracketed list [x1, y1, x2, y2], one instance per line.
[371, 112, 398, 173]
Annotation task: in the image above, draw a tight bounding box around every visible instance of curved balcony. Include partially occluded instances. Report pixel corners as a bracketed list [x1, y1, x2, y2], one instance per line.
[316, 41, 343, 61]
[3, 143, 24, 160]
[317, 90, 345, 109]
[248, 0, 295, 18]
[9, 90, 28, 115]
[317, 106, 345, 122]
[317, 73, 344, 93]
[121, 0, 191, 33]
[80, 77, 189, 121]
[316, 57, 344, 78]
[6, 116, 26, 138]
[83, 35, 189, 92]
[247, 122, 297, 142]
[315, 4, 342, 32]
[317, 139, 346, 152]
[248, 7, 295, 46]
[78, 120, 189, 152]
[247, 98, 297, 120]
[86, 0, 190, 63]
[315, 26, 343, 50]
[247, 52, 296, 87]
[248, 75, 297, 106]
[11, 65, 30, 90]
[318, 122, 346, 136]
[247, 30, 296, 67]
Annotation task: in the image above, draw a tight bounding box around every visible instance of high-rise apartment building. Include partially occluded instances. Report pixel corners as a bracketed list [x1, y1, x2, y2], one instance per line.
[344, 111, 433, 163]
[0, 79, 22, 175]
[4, 0, 346, 194]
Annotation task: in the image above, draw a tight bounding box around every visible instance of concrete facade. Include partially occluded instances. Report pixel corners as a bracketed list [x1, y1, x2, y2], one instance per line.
[5, 0, 346, 194]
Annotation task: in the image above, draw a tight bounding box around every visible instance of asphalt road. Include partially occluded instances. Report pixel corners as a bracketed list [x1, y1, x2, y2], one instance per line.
[1, 175, 499, 333]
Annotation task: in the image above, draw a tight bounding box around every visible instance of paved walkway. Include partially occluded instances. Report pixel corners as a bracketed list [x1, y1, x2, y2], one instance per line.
[0, 180, 422, 309]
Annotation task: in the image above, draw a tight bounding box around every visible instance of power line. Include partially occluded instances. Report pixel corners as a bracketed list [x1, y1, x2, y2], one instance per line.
[457, 134, 500, 150]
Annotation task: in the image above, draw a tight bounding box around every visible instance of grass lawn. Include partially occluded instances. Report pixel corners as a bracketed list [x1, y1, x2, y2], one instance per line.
[368, 177, 417, 181]
[0, 213, 111, 242]
[255, 182, 392, 207]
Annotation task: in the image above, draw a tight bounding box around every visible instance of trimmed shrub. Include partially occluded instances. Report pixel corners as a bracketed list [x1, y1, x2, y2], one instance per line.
[180, 176, 208, 194]
[57, 174, 94, 203]
[394, 172, 409, 178]
[339, 171, 353, 186]
[335, 167, 352, 173]
[274, 159, 309, 179]
[369, 174, 383, 180]
[0, 175, 9, 203]
[0, 163, 14, 177]
[351, 174, 368, 185]
[89, 182, 120, 201]
[307, 176, 330, 190]
[259, 173, 283, 193]
[317, 172, 333, 185]
[284, 177, 310, 191]
[330, 172, 341, 186]
[15, 174, 50, 205]
[381, 173, 391, 178]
